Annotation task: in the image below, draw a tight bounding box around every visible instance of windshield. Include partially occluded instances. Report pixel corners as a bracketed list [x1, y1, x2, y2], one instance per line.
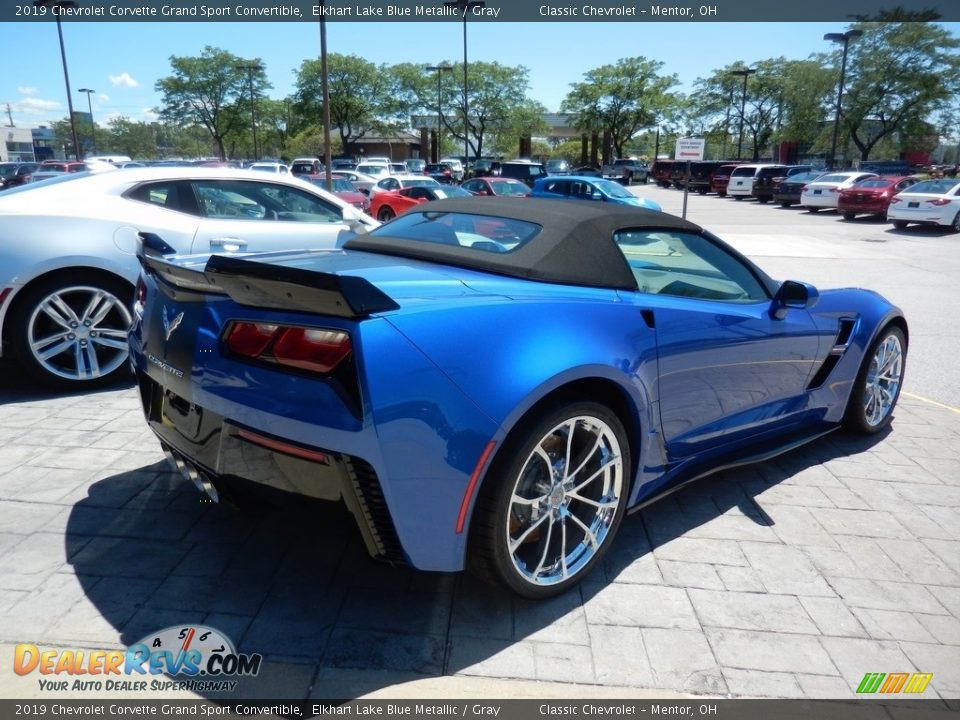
[594, 179, 632, 198]
[329, 178, 355, 192]
[368, 210, 540, 252]
[400, 178, 439, 188]
[490, 180, 528, 196]
[814, 174, 852, 184]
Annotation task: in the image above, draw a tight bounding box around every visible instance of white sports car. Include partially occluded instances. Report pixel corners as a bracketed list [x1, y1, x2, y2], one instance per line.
[0, 167, 376, 389]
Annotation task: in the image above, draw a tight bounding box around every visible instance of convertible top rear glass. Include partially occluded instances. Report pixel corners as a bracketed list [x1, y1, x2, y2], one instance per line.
[345, 197, 700, 290]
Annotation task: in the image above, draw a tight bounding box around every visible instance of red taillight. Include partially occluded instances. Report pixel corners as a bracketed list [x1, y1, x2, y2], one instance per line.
[829, 187, 841, 193]
[927, 198, 951, 206]
[272, 328, 352, 373]
[889, 197, 902, 204]
[225, 322, 351, 375]
[227, 322, 278, 357]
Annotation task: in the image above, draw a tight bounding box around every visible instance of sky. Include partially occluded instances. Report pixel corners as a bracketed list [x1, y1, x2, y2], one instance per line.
[2, 20, 959, 130]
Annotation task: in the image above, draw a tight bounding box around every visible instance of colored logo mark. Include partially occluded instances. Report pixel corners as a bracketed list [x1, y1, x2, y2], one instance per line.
[856, 672, 933, 694]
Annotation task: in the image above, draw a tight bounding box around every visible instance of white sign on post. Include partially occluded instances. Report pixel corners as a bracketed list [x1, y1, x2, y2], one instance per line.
[675, 137, 706, 162]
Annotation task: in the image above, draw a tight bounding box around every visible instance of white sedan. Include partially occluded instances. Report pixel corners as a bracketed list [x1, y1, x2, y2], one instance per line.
[0, 167, 376, 389]
[887, 178, 960, 232]
[801, 171, 877, 211]
[369, 174, 441, 196]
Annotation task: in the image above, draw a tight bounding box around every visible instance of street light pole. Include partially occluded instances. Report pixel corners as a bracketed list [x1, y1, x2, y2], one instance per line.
[444, 0, 485, 171]
[824, 29, 863, 171]
[78, 88, 95, 156]
[235, 63, 263, 161]
[729, 68, 756, 161]
[34, 0, 80, 160]
[426, 65, 452, 163]
[319, 4, 332, 190]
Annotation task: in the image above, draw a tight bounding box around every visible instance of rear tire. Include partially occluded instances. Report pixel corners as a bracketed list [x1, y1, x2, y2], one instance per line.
[952, 211, 960, 233]
[893, 220, 908, 229]
[377, 206, 396, 221]
[843, 326, 906, 435]
[780, 202, 791, 208]
[10, 274, 134, 390]
[843, 212, 856, 221]
[469, 401, 630, 599]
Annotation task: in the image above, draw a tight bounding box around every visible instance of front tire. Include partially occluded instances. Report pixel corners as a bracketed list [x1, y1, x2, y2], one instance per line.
[377, 206, 396, 221]
[893, 220, 908, 229]
[843, 326, 906, 434]
[10, 274, 134, 389]
[952, 211, 960, 233]
[843, 212, 856, 221]
[470, 401, 630, 599]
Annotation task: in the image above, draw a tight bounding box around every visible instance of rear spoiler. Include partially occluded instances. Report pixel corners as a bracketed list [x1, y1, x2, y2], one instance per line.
[137, 233, 399, 318]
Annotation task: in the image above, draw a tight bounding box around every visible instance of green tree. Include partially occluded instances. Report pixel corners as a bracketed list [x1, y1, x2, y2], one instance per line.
[838, 21, 960, 161]
[294, 54, 398, 155]
[155, 46, 269, 160]
[561, 57, 679, 159]
[106, 117, 158, 158]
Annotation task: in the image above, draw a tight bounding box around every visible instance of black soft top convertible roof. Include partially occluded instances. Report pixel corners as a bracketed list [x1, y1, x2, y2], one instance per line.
[344, 197, 703, 291]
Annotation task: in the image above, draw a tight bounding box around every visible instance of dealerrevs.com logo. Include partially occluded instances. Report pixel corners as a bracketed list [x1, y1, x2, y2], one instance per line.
[14, 625, 262, 693]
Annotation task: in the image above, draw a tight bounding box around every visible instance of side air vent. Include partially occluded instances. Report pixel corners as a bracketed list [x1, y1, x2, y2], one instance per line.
[344, 457, 406, 564]
[807, 317, 857, 390]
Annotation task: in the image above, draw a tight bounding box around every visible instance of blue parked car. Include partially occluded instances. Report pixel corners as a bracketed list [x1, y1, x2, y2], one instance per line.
[131, 198, 906, 599]
[531, 175, 661, 211]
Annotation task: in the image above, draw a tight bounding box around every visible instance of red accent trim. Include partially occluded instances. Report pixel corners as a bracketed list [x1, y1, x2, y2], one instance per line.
[0, 287, 11, 308]
[235, 429, 329, 464]
[456, 440, 497, 534]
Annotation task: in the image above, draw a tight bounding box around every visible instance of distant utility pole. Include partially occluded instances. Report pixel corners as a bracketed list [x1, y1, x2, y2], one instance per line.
[5, 104, 13, 127]
[235, 63, 263, 161]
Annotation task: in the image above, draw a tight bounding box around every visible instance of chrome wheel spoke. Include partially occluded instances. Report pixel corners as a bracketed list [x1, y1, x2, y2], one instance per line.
[81, 343, 101, 378]
[34, 334, 74, 360]
[567, 492, 619, 510]
[567, 510, 599, 549]
[570, 455, 619, 494]
[566, 430, 604, 481]
[531, 517, 555, 578]
[509, 511, 550, 555]
[82, 291, 118, 327]
[510, 490, 550, 507]
[91, 335, 130, 351]
[40, 295, 79, 329]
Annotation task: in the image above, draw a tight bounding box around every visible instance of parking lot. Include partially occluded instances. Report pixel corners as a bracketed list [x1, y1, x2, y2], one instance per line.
[1, 185, 958, 701]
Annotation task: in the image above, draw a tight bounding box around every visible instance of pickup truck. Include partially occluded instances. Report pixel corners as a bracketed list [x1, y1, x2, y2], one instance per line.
[601, 158, 649, 185]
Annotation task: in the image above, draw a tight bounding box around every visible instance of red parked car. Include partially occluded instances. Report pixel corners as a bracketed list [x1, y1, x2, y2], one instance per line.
[709, 164, 742, 198]
[369, 184, 470, 221]
[838, 176, 920, 221]
[308, 176, 370, 214]
[461, 177, 530, 197]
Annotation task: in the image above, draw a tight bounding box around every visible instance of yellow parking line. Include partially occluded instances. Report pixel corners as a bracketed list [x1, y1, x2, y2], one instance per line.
[903, 392, 960, 415]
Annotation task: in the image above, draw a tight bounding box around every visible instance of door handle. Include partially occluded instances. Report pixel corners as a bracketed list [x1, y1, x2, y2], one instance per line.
[209, 237, 247, 252]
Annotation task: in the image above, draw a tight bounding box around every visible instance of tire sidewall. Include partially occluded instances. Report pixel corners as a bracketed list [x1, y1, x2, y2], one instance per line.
[478, 400, 631, 599]
[844, 325, 907, 435]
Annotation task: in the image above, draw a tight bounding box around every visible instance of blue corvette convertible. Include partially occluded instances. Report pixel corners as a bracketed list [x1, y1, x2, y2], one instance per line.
[130, 198, 907, 598]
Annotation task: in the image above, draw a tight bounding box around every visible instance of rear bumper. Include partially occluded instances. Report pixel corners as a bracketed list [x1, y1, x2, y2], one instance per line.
[137, 370, 406, 565]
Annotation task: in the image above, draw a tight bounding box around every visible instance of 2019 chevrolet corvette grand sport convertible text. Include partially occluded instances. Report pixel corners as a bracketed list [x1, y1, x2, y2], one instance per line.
[130, 198, 908, 598]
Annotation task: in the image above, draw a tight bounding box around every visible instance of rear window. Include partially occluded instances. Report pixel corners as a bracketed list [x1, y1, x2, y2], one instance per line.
[368, 210, 540, 253]
[788, 171, 824, 183]
[757, 167, 787, 178]
[815, 174, 851, 183]
[730, 167, 756, 177]
[906, 179, 960, 195]
[855, 179, 892, 188]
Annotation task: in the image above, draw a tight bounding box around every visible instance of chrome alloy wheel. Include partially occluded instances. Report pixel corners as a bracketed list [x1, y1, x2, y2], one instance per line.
[863, 332, 903, 427]
[26, 285, 133, 382]
[506, 416, 624, 587]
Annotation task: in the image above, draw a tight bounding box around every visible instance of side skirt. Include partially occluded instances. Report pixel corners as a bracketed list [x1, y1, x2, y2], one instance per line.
[628, 426, 838, 514]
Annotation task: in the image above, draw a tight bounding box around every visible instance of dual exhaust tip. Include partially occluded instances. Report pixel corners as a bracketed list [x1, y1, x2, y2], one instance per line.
[162, 446, 219, 503]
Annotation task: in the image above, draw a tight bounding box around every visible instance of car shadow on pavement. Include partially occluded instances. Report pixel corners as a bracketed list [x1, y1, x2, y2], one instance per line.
[61, 427, 890, 700]
[0, 359, 134, 405]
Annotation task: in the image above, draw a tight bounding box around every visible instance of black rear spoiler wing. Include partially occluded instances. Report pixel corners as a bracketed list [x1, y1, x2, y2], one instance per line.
[137, 233, 399, 318]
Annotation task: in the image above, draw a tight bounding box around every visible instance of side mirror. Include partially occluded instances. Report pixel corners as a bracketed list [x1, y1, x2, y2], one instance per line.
[591, 192, 603, 201]
[772, 280, 819, 319]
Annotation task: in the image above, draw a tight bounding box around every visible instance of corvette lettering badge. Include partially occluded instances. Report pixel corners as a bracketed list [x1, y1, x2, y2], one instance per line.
[162, 308, 184, 342]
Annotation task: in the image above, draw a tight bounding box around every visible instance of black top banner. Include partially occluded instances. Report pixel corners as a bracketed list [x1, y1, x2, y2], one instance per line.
[6, 0, 960, 23]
